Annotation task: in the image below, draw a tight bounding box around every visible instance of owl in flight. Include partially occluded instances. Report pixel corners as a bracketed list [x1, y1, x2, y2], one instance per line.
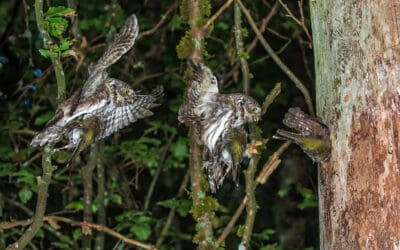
[31, 14, 163, 167]
[179, 61, 262, 192]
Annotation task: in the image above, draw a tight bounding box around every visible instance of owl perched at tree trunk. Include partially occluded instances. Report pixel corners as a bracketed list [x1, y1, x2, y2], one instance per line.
[31, 14, 163, 166]
[178, 61, 262, 192]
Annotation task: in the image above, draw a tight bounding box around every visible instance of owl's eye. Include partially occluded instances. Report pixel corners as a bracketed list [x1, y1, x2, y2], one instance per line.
[124, 89, 130, 95]
[252, 107, 258, 113]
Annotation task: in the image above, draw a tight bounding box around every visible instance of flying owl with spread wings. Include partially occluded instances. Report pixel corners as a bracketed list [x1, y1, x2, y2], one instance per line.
[31, 14, 163, 167]
[178, 61, 262, 192]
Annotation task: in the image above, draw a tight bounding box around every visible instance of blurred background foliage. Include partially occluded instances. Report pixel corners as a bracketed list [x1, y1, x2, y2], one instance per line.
[0, 0, 318, 249]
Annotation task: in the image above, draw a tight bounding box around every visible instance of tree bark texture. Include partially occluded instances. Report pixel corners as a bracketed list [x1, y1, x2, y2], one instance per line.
[311, 0, 400, 249]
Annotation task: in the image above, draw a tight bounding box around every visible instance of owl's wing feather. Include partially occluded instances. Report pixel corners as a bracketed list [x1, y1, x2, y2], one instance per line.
[178, 62, 219, 123]
[30, 126, 65, 147]
[95, 86, 163, 140]
[81, 14, 139, 98]
[97, 14, 139, 69]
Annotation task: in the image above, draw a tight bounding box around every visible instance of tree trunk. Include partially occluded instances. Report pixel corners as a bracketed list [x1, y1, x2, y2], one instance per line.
[310, 1, 400, 249]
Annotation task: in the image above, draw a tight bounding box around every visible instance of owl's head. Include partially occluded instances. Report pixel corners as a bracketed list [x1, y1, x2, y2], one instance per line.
[237, 95, 262, 123]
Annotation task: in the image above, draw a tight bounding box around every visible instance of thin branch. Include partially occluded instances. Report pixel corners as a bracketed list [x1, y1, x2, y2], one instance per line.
[1, 216, 156, 250]
[81, 143, 98, 249]
[144, 134, 176, 211]
[262, 82, 281, 114]
[34, 0, 66, 101]
[220, 1, 279, 87]
[216, 142, 290, 246]
[234, 1, 258, 247]
[140, 1, 179, 37]
[186, 0, 215, 248]
[234, 0, 250, 94]
[202, 0, 234, 31]
[237, 0, 315, 116]
[7, 148, 55, 250]
[277, 0, 312, 45]
[95, 143, 105, 250]
[155, 170, 190, 248]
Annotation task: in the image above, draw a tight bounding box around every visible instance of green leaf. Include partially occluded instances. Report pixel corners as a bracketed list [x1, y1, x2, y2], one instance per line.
[59, 38, 73, 51]
[38, 49, 58, 58]
[296, 185, 318, 210]
[73, 228, 82, 241]
[253, 228, 275, 241]
[158, 198, 191, 217]
[216, 21, 229, 31]
[45, 7, 75, 18]
[170, 137, 188, 161]
[18, 188, 33, 204]
[51, 241, 71, 249]
[34, 111, 54, 126]
[13, 169, 37, 186]
[130, 223, 151, 240]
[65, 201, 84, 211]
[45, 17, 69, 37]
[110, 194, 122, 205]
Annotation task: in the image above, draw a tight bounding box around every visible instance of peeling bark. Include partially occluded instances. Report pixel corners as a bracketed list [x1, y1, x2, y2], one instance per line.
[311, 0, 400, 249]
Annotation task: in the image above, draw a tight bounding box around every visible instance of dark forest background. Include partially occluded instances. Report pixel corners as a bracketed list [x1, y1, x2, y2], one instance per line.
[0, 0, 318, 249]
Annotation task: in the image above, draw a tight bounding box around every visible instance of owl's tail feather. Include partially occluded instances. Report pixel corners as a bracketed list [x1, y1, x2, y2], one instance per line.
[30, 126, 64, 147]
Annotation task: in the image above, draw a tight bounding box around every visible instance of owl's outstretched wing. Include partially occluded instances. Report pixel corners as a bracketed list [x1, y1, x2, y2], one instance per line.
[30, 125, 65, 147]
[282, 107, 329, 139]
[95, 85, 163, 140]
[178, 61, 219, 123]
[82, 14, 140, 98]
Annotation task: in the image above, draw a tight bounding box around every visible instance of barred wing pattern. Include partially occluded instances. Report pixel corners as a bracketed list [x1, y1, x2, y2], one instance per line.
[95, 83, 163, 140]
[178, 61, 218, 123]
[82, 14, 139, 98]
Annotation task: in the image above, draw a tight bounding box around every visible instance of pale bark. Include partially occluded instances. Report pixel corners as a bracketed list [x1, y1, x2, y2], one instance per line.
[311, 0, 400, 249]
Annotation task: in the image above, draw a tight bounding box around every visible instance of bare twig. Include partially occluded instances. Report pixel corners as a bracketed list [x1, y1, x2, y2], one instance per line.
[140, 1, 179, 37]
[155, 171, 190, 248]
[1, 216, 156, 250]
[233, 1, 258, 247]
[81, 143, 98, 249]
[144, 134, 176, 211]
[262, 82, 281, 114]
[95, 143, 105, 250]
[277, 0, 312, 45]
[216, 142, 290, 246]
[202, 0, 234, 31]
[237, 0, 315, 116]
